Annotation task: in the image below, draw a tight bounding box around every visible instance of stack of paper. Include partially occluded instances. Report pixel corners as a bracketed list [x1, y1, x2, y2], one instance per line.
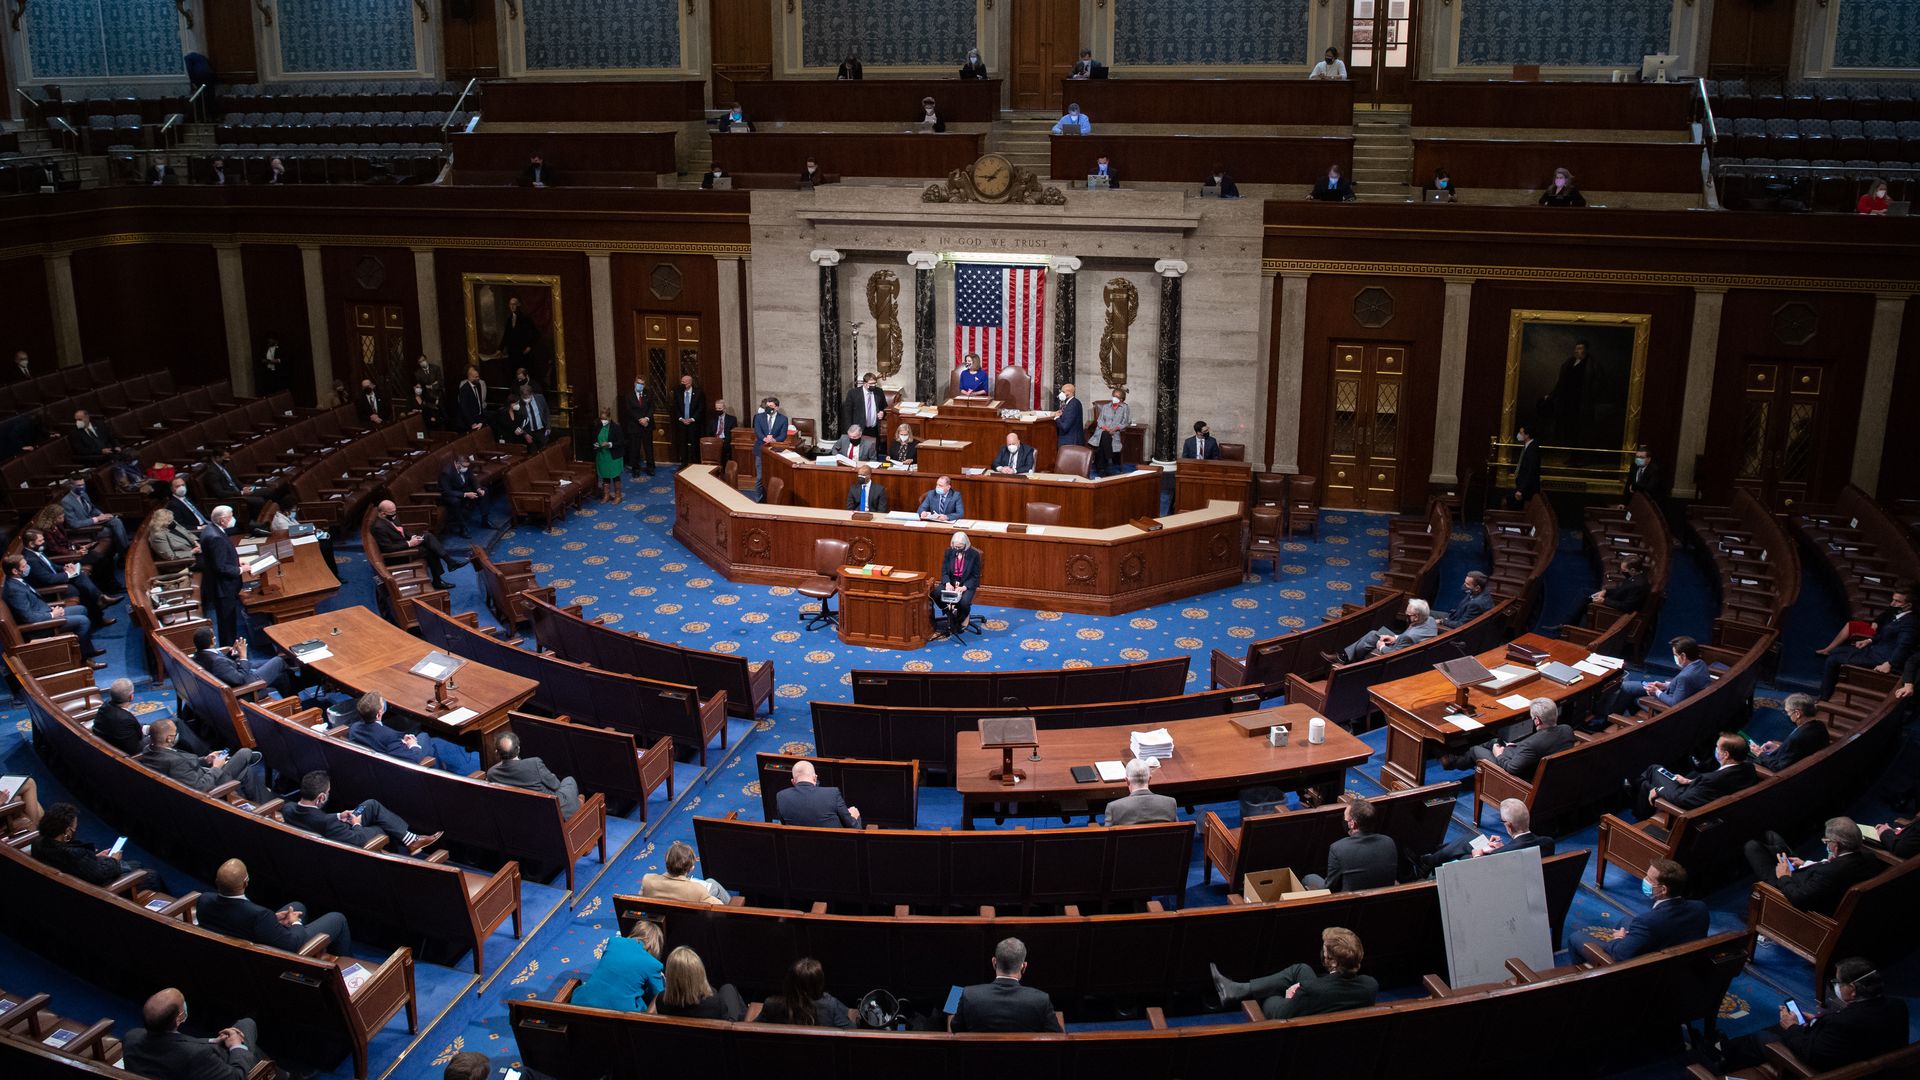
[1129, 728, 1174, 760]
[1479, 664, 1535, 691]
[1095, 760, 1127, 782]
[1574, 653, 1627, 678]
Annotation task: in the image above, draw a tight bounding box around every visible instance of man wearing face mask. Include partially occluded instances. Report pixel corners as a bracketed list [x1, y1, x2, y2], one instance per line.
[1510, 425, 1541, 506]
[622, 373, 656, 477]
[1713, 957, 1908, 1072]
[20, 527, 114, 627]
[1182, 420, 1220, 460]
[1092, 388, 1130, 475]
[1623, 443, 1668, 502]
[167, 478, 210, 530]
[918, 475, 964, 522]
[1053, 384, 1084, 448]
[1743, 816, 1884, 916]
[1631, 732, 1758, 820]
[1598, 858, 1708, 960]
[69, 409, 121, 463]
[751, 396, 790, 499]
[845, 465, 888, 513]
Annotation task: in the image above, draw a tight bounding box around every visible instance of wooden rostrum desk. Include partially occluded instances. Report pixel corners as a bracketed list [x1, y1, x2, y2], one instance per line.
[674, 465, 1245, 617]
[760, 450, 1160, 528]
[881, 399, 1061, 473]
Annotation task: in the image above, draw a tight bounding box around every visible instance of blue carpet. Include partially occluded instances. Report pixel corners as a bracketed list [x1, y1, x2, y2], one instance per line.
[4, 474, 1918, 1078]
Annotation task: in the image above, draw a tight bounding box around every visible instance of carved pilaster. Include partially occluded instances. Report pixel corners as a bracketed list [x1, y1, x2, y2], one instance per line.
[907, 251, 939, 402]
[1153, 260, 1188, 462]
[1053, 256, 1081, 389]
[812, 249, 844, 435]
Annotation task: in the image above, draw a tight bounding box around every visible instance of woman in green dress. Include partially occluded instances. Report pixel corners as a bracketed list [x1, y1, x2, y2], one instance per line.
[593, 406, 626, 503]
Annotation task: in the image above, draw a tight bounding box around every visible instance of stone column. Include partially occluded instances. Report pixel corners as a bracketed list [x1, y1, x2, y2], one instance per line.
[907, 251, 939, 402]
[214, 244, 254, 395]
[1255, 271, 1277, 470]
[1852, 293, 1909, 492]
[811, 249, 844, 435]
[1428, 276, 1475, 485]
[43, 252, 83, 367]
[300, 244, 334, 404]
[588, 252, 618, 413]
[1672, 287, 1726, 499]
[1052, 256, 1081, 390]
[1151, 259, 1189, 463]
[412, 248, 442, 371]
[716, 254, 747, 415]
[1272, 272, 1311, 474]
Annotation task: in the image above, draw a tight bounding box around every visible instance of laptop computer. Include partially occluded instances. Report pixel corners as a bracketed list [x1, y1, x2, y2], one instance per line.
[1086, 174, 1111, 190]
[1889, 201, 1912, 217]
[710, 176, 733, 190]
[1198, 184, 1220, 198]
[1425, 189, 1455, 203]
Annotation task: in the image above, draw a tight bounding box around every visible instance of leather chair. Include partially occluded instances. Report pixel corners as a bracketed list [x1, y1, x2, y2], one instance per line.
[1252, 472, 1287, 512]
[994, 367, 1033, 410]
[797, 538, 850, 631]
[1055, 444, 1094, 479]
[1024, 501, 1062, 526]
[1247, 506, 1283, 580]
[1286, 475, 1320, 539]
[722, 460, 739, 489]
[699, 436, 725, 465]
[763, 477, 787, 506]
[1218, 442, 1246, 461]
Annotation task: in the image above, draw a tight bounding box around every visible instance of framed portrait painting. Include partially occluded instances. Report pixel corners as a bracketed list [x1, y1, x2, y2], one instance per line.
[1499, 310, 1650, 489]
[463, 273, 567, 394]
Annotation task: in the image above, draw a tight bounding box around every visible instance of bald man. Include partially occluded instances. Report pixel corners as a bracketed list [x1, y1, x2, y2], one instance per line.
[369, 498, 467, 589]
[135, 717, 270, 803]
[774, 760, 863, 829]
[197, 858, 353, 957]
[1054, 382, 1084, 447]
[123, 988, 258, 1080]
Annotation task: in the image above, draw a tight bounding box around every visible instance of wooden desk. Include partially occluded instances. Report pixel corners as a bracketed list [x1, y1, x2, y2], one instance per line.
[1050, 134, 1355, 185]
[448, 130, 677, 187]
[1409, 137, 1705, 194]
[237, 535, 339, 624]
[1369, 633, 1595, 792]
[953, 708, 1370, 827]
[263, 608, 539, 765]
[479, 79, 707, 123]
[711, 131, 985, 179]
[1409, 80, 1694, 131]
[1174, 459, 1253, 514]
[837, 568, 931, 650]
[735, 79, 1002, 123]
[760, 451, 1159, 527]
[884, 403, 1060, 472]
[1062, 78, 1353, 126]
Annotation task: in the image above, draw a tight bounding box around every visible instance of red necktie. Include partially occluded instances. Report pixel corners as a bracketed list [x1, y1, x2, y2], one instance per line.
[952, 553, 962, 578]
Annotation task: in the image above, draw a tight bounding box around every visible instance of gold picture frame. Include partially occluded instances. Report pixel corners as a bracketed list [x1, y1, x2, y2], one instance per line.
[462, 272, 567, 393]
[1497, 309, 1650, 493]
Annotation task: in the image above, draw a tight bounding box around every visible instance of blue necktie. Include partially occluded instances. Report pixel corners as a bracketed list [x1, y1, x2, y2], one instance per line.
[860, 485, 869, 512]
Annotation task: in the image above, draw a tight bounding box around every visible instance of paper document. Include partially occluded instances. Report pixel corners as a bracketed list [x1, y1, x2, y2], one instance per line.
[1496, 694, 1536, 710]
[291, 534, 319, 546]
[1859, 823, 1883, 842]
[1479, 664, 1535, 691]
[415, 659, 451, 680]
[0, 775, 26, 801]
[247, 554, 277, 574]
[236, 544, 259, 555]
[1449, 714, 1484, 731]
[1467, 834, 1494, 854]
[295, 647, 333, 663]
[1584, 654, 1626, 670]
[341, 963, 372, 994]
[1573, 660, 1614, 678]
[441, 707, 478, 726]
[1095, 760, 1127, 782]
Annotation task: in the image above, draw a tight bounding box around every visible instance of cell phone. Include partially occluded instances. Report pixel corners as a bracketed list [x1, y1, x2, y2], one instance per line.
[943, 985, 964, 1014]
[108, 836, 127, 857]
[1785, 1000, 1806, 1025]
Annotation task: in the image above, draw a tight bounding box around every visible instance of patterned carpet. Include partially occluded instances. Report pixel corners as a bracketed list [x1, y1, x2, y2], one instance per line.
[3, 469, 1916, 1078]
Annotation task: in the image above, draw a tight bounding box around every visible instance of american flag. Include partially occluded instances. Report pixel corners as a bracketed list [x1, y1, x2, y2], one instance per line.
[953, 263, 1046, 408]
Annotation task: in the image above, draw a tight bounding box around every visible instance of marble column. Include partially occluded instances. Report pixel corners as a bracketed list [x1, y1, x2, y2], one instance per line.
[589, 252, 618, 413]
[1428, 276, 1475, 485]
[1152, 259, 1188, 463]
[214, 244, 254, 396]
[716, 254, 747, 415]
[1852, 293, 1909, 493]
[907, 251, 939, 402]
[1272, 272, 1311, 474]
[1052, 256, 1081, 389]
[1672, 287, 1726, 499]
[300, 244, 334, 404]
[412, 248, 442, 372]
[811, 249, 844, 435]
[43, 252, 82, 367]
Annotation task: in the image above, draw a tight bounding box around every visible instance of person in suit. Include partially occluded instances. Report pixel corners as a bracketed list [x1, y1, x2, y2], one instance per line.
[201, 450, 269, 520]
[191, 626, 293, 698]
[1624, 444, 1669, 502]
[622, 373, 657, 477]
[256, 336, 289, 395]
[500, 297, 539, 374]
[918, 475, 964, 522]
[1308, 164, 1356, 202]
[92, 679, 161, 756]
[1051, 102, 1091, 135]
[639, 841, 729, 905]
[137, 718, 270, 803]
[1182, 420, 1221, 460]
[1864, 817, 1920, 859]
[1423, 167, 1458, 202]
[993, 432, 1036, 475]
[657, 946, 747, 1021]
[1719, 958, 1909, 1073]
[7, 349, 31, 381]
[145, 506, 200, 563]
[887, 423, 918, 463]
[1743, 817, 1885, 916]
[956, 353, 990, 395]
[749, 396, 790, 499]
[486, 731, 581, 817]
[1091, 389, 1130, 475]
[283, 770, 430, 851]
[61, 477, 129, 550]
[1596, 554, 1652, 612]
[1054, 384, 1084, 447]
[1337, 598, 1439, 664]
[843, 372, 888, 436]
[1441, 697, 1575, 777]
[371, 498, 467, 590]
[958, 49, 987, 80]
[68, 409, 120, 462]
[844, 465, 888, 513]
[146, 156, 180, 185]
[30, 802, 165, 891]
[573, 919, 667, 1013]
[5, 555, 104, 659]
[952, 938, 1060, 1032]
[1069, 49, 1104, 80]
[1817, 585, 1916, 697]
[349, 692, 479, 775]
[718, 102, 752, 133]
[1202, 165, 1241, 198]
[799, 158, 825, 186]
[438, 455, 491, 537]
[917, 97, 947, 133]
[1539, 166, 1586, 207]
[1437, 570, 1493, 630]
[933, 530, 984, 633]
[1088, 156, 1117, 188]
[1209, 926, 1377, 1020]
[1750, 693, 1830, 771]
[518, 154, 554, 187]
[1302, 797, 1399, 891]
[757, 956, 853, 1028]
[199, 858, 352, 957]
[266, 156, 290, 184]
[513, 382, 551, 449]
[775, 760, 862, 828]
[831, 423, 879, 462]
[1632, 732, 1759, 819]
[1600, 858, 1710, 960]
[1417, 797, 1556, 876]
[198, 505, 243, 645]
[836, 54, 863, 80]
[710, 399, 745, 461]
[455, 366, 491, 434]
[123, 988, 257, 1080]
[1613, 634, 1712, 718]
[355, 378, 388, 425]
[673, 374, 706, 465]
[1510, 425, 1541, 506]
[20, 527, 113, 626]
[1104, 758, 1178, 825]
[699, 165, 730, 189]
[206, 157, 233, 186]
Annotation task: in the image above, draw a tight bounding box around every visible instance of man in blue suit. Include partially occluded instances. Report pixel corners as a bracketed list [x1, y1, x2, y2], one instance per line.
[1054, 383, 1084, 447]
[198, 858, 353, 958]
[347, 691, 479, 775]
[1818, 587, 1916, 697]
[751, 395, 790, 499]
[1613, 635, 1712, 718]
[1438, 570, 1494, 629]
[1633, 733, 1759, 819]
[775, 760, 863, 828]
[918, 475, 965, 522]
[1602, 858, 1709, 960]
[1181, 420, 1221, 460]
[4, 554, 104, 659]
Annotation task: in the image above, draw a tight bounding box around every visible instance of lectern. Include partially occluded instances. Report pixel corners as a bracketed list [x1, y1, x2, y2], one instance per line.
[978, 716, 1038, 786]
[1434, 656, 1496, 717]
[1173, 458, 1254, 513]
[838, 568, 932, 650]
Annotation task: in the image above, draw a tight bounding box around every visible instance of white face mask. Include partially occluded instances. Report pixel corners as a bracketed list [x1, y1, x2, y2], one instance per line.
[1057, 392, 1067, 402]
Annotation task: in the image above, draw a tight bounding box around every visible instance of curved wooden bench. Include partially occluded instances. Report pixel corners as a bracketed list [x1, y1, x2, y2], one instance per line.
[526, 593, 776, 719]
[850, 654, 1189, 708]
[1202, 781, 1461, 893]
[1210, 589, 1406, 697]
[1283, 598, 1517, 731]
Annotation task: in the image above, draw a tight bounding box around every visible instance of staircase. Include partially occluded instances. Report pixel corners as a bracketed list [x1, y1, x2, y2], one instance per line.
[1350, 106, 1413, 203]
[11, 125, 98, 188]
[991, 112, 1054, 175]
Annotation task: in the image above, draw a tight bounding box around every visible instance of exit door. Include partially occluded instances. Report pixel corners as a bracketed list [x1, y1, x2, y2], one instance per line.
[1324, 343, 1407, 511]
[1010, 0, 1080, 111]
[1348, 0, 1417, 105]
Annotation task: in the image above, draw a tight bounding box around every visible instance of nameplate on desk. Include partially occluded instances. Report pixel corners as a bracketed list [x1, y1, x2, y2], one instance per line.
[1130, 517, 1164, 532]
[851, 512, 874, 521]
[1495, 693, 1535, 710]
[291, 534, 319, 546]
[1007, 523, 1028, 534]
[440, 707, 478, 726]
[236, 544, 259, 555]
[293, 646, 333, 663]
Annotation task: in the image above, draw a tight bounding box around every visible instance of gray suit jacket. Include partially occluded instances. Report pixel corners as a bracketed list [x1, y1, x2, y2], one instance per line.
[1381, 617, 1440, 653]
[1495, 722, 1577, 778]
[1324, 832, 1400, 892]
[1104, 790, 1178, 826]
[486, 756, 581, 818]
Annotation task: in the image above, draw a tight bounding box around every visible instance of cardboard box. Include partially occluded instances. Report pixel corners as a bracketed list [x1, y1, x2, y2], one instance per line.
[1242, 867, 1332, 904]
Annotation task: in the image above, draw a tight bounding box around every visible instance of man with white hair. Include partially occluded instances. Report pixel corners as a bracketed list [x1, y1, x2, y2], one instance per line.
[1441, 697, 1574, 776]
[774, 760, 862, 829]
[1103, 757, 1177, 825]
[1417, 797, 1556, 875]
[199, 504, 244, 645]
[1335, 597, 1438, 664]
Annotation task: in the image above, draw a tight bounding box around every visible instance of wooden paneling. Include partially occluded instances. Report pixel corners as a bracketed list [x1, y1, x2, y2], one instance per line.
[0, 257, 55, 366]
[1410, 138, 1704, 194]
[240, 244, 312, 404]
[443, 0, 501, 80]
[478, 80, 705, 123]
[710, 0, 772, 105]
[69, 244, 226, 382]
[1010, 0, 1080, 111]
[1882, 297, 1920, 503]
[734, 79, 1002, 123]
[1052, 135, 1354, 184]
[610, 252, 723, 408]
[1065, 79, 1354, 127]
[1708, 0, 1795, 77]
[319, 245, 418, 399]
[448, 130, 677, 186]
[433, 248, 597, 419]
[1410, 82, 1694, 130]
[202, 0, 260, 83]
[711, 132, 983, 178]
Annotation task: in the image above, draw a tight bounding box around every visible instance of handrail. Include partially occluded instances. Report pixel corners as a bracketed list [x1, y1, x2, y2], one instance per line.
[50, 116, 79, 138]
[1696, 76, 1717, 148]
[440, 75, 478, 137]
[12, 87, 39, 115]
[187, 81, 207, 123]
[1716, 162, 1920, 177]
[159, 113, 180, 140]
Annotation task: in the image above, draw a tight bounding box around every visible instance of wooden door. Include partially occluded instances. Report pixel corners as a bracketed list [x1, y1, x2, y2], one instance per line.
[1010, 0, 1080, 112]
[442, 0, 501, 80]
[345, 303, 410, 399]
[1707, 0, 1793, 77]
[711, 0, 773, 107]
[637, 313, 708, 459]
[1732, 361, 1828, 512]
[1323, 343, 1407, 511]
[1347, 0, 1417, 105]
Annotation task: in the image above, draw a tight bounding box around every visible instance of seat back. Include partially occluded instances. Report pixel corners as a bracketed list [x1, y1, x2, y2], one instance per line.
[813, 537, 850, 576]
[763, 476, 786, 505]
[1024, 501, 1063, 525]
[1055, 443, 1094, 478]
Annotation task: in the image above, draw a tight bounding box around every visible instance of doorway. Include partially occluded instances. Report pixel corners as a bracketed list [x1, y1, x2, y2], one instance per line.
[636, 312, 706, 461]
[1731, 360, 1829, 512]
[1347, 0, 1417, 106]
[345, 303, 411, 400]
[710, 0, 772, 106]
[1323, 343, 1407, 511]
[1010, 0, 1080, 112]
